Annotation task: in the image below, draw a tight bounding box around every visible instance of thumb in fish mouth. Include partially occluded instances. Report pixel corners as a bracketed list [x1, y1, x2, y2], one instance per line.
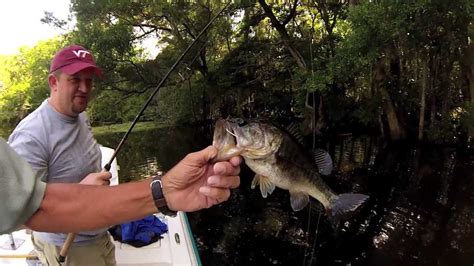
[211, 145, 243, 163]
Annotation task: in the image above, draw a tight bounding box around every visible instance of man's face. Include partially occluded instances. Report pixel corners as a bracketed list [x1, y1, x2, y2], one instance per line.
[49, 68, 95, 117]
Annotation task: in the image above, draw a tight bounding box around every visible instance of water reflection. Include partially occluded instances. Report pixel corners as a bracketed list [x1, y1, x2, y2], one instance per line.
[95, 127, 474, 265]
[94, 126, 210, 182]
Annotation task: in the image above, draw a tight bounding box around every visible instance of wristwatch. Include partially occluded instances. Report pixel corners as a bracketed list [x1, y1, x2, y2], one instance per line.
[150, 173, 177, 217]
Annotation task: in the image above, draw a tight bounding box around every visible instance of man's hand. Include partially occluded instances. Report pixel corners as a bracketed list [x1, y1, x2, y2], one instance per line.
[80, 172, 112, 186]
[162, 146, 241, 212]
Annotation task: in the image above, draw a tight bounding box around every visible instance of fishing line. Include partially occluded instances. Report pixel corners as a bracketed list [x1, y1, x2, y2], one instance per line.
[308, 211, 322, 266]
[302, 202, 322, 266]
[305, 6, 323, 265]
[302, 203, 312, 266]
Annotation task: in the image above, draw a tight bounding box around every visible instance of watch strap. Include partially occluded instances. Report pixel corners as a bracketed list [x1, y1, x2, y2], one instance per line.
[150, 174, 177, 217]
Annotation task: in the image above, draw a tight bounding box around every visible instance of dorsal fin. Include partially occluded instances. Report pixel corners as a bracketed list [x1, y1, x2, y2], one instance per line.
[313, 148, 333, 175]
[285, 122, 305, 145]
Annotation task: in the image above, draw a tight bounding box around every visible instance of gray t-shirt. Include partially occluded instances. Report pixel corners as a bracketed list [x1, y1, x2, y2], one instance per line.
[8, 100, 104, 246]
[0, 138, 46, 234]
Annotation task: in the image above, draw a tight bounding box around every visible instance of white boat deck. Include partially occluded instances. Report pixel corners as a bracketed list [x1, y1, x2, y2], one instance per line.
[1, 213, 200, 266]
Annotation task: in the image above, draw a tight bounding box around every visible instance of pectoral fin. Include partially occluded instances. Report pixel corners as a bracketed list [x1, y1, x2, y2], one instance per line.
[289, 191, 309, 211]
[251, 174, 275, 198]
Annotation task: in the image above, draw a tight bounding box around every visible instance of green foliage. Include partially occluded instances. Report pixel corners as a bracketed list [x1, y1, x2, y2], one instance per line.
[67, 0, 238, 125]
[0, 38, 65, 126]
[322, 0, 474, 141]
[302, 70, 333, 93]
[0, 0, 472, 145]
[426, 116, 459, 145]
[354, 97, 382, 126]
[155, 79, 204, 124]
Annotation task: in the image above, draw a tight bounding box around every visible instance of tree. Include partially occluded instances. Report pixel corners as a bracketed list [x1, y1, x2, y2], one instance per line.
[0, 0, 467, 145]
[0, 38, 64, 126]
[66, 0, 237, 124]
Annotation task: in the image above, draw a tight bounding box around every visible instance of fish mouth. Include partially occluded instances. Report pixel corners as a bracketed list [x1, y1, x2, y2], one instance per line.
[212, 118, 275, 162]
[224, 119, 249, 147]
[212, 119, 242, 162]
[224, 120, 239, 138]
[224, 119, 267, 152]
[212, 118, 269, 162]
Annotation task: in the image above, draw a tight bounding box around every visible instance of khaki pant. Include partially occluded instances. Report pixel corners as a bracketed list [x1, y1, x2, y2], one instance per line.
[32, 233, 116, 266]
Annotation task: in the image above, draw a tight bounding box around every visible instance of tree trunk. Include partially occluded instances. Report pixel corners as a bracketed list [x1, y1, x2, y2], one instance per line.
[460, 29, 474, 138]
[315, 95, 325, 134]
[380, 86, 404, 140]
[258, 0, 318, 136]
[437, 53, 453, 119]
[378, 111, 385, 137]
[374, 59, 406, 140]
[460, 23, 474, 102]
[418, 58, 428, 141]
[428, 55, 438, 134]
[258, 0, 307, 70]
[468, 45, 474, 102]
[302, 92, 315, 136]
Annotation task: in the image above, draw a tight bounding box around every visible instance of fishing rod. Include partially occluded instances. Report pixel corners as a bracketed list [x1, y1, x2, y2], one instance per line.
[104, 2, 230, 171]
[57, 3, 231, 264]
[0, 254, 39, 259]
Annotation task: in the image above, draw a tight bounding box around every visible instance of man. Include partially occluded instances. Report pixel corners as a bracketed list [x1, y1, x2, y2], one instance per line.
[0, 137, 241, 232]
[8, 44, 116, 265]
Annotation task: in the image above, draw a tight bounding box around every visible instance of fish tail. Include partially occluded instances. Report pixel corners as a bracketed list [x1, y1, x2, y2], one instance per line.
[327, 193, 369, 227]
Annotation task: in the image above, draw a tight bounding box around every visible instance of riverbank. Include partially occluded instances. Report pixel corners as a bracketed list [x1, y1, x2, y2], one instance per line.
[92, 121, 169, 136]
[0, 121, 169, 139]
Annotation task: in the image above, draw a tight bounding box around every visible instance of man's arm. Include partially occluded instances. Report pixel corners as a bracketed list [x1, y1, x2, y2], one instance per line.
[0, 139, 46, 234]
[25, 180, 157, 233]
[1, 141, 240, 234]
[24, 146, 241, 233]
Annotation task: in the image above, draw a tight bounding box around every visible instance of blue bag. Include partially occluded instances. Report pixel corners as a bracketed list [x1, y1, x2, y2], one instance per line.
[109, 215, 168, 247]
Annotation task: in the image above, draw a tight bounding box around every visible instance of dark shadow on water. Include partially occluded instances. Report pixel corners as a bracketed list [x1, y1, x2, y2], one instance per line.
[95, 126, 474, 266]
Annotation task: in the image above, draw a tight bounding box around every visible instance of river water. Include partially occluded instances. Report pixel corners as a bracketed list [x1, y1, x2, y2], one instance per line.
[95, 126, 474, 266]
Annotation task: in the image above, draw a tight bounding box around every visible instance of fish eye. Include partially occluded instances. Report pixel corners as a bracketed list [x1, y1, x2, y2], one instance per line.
[237, 120, 246, 126]
[229, 118, 246, 126]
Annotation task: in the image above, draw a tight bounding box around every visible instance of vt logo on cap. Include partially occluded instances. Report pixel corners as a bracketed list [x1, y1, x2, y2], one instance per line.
[72, 50, 91, 58]
[50, 44, 102, 77]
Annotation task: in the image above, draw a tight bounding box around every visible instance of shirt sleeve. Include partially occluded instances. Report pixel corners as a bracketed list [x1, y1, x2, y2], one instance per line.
[0, 138, 46, 234]
[8, 130, 49, 182]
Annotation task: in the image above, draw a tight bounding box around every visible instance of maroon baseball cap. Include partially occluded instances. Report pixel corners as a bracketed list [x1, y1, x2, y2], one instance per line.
[49, 44, 102, 76]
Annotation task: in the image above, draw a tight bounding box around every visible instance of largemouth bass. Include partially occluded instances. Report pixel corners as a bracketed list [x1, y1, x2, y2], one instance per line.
[213, 118, 369, 224]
